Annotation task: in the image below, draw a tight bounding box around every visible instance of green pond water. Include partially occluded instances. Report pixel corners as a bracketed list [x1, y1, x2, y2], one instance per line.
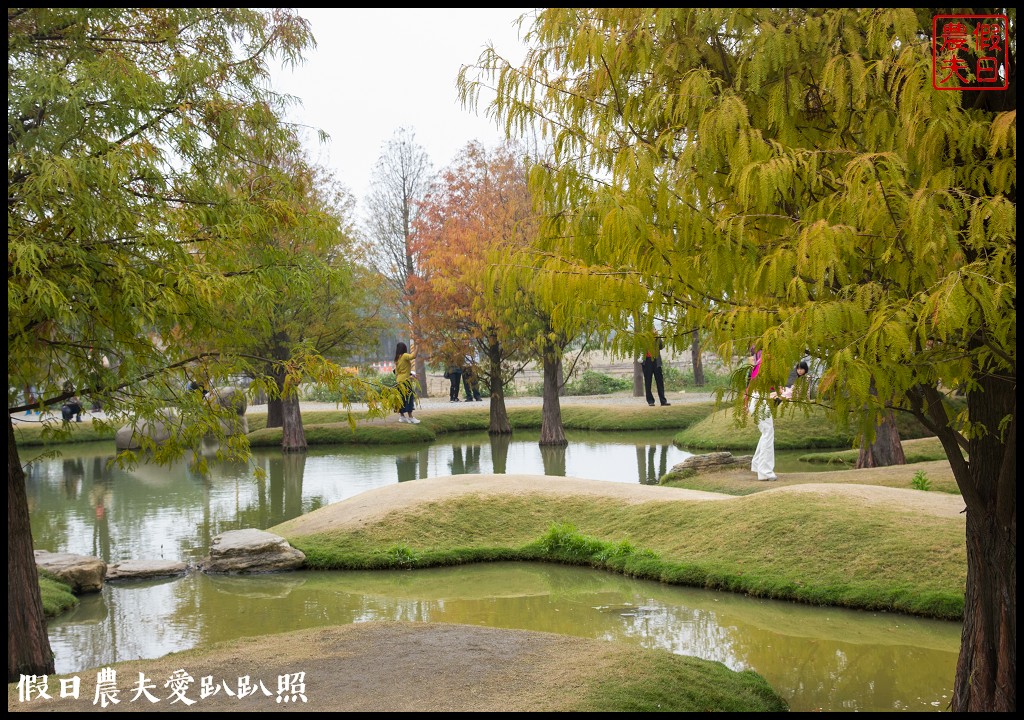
[26, 431, 959, 712]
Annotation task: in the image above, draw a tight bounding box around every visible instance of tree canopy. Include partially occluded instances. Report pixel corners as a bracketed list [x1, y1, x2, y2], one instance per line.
[461, 8, 1015, 711]
[7, 7, 367, 679]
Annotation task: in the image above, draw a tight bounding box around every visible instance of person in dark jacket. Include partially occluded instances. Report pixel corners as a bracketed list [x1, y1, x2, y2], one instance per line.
[641, 339, 670, 407]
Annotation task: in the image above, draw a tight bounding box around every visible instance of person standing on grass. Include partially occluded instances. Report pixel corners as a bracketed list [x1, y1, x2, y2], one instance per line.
[394, 341, 421, 424]
[745, 347, 777, 481]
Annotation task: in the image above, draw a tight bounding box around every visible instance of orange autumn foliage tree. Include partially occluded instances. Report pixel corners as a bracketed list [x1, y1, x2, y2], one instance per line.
[409, 142, 537, 433]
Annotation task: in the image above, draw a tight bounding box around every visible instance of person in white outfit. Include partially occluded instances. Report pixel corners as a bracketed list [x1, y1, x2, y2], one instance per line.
[745, 348, 777, 481]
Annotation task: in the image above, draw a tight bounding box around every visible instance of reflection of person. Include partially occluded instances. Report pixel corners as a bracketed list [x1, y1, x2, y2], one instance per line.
[636, 444, 668, 485]
[394, 342, 421, 424]
[449, 445, 466, 475]
[641, 339, 670, 407]
[745, 348, 777, 481]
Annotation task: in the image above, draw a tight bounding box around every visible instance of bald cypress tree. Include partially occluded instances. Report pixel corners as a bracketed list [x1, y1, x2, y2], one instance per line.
[462, 8, 1015, 711]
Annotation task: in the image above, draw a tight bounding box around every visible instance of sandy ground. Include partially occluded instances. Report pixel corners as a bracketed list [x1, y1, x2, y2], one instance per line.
[10, 623, 631, 712]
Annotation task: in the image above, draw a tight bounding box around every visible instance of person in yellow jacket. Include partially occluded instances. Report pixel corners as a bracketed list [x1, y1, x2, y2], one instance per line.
[393, 341, 421, 424]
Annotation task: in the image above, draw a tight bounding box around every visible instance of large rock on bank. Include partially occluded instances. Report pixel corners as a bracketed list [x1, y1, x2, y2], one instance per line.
[199, 529, 306, 574]
[35, 550, 107, 593]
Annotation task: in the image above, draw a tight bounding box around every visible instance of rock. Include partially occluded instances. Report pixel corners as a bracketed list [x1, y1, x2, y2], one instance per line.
[35, 550, 107, 593]
[211, 386, 247, 416]
[217, 414, 249, 436]
[115, 408, 178, 450]
[199, 529, 305, 574]
[106, 559, 189, 581]
[666, 452, 754, 481]
[672, 451, 743, 471]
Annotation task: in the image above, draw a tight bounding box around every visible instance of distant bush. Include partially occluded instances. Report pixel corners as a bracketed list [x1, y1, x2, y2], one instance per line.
[566, 370, 631, 395]
[525, 370, 631, 397]
[663, 365, 733, 392]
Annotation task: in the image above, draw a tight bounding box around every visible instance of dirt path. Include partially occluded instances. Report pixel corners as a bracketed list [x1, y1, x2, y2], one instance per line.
[10, 623, 628, 712]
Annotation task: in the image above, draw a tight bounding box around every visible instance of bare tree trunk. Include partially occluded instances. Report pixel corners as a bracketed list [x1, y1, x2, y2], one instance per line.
[690, 329, 705, 387]
[266, 397, 283, 429]
[486, 337, 511, 435]
[856, 411, 906, 468]
[946, 371, 1016, 712]
[281, 391, 306, 453]
[540, 347, 567, 446]
[633, 360, 644, 397]
[8, 416, 55, 680]
[557, 356, 566, 397]
[266, 357, 285, 428]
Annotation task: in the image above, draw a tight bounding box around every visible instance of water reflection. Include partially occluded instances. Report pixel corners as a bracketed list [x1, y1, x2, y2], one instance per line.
[46, 562, 959, 712]
[30, 440, 958, 713]
[27, 433, 697, 564]
[636, 444, 669, 485]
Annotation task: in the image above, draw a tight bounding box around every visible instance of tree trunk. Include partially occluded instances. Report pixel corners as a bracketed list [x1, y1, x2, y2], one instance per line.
[281, 391, 306, 453]
[8, 416, 55, 681]
[266, 360, 286, 428]
[414, 355, 429, 399]
[540, 348, 567, 446]
[855, 410, 906, 468]
[557, 356, 566, 397]
[486, 337, 511, 435]
[633, 360, 644, 397]
[947, 371, 1016, 712]
[690, 329, 705, 387]
[266, 397, 283, 429]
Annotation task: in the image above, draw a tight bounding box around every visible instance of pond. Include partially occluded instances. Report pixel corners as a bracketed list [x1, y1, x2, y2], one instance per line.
[26, 430, 834, 563]
[25, 432, 957, 712]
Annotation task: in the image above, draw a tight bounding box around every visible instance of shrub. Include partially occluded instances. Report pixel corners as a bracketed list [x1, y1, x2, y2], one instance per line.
[565, 370, 631, 396]
[911, 470, 932, 491]
[663, 365, 733, 392]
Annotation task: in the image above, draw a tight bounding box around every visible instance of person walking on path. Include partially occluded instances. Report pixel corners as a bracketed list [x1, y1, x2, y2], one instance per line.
[641, 338, 671, 407]
[745, 347, 777, 481]
[394, 342, 421, 424]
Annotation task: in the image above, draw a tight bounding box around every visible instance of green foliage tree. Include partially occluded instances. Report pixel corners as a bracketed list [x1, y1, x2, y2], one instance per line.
[461, 8, 1015, 711]
[7, 7, 374, 679]
[207, 156, 396, 452]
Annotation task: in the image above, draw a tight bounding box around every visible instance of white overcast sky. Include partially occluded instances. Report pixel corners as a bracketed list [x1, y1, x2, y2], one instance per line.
[269, 8, 534, 212]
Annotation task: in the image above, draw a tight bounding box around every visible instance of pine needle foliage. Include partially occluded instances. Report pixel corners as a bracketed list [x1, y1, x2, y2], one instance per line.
[460, 8, 1015, 711]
